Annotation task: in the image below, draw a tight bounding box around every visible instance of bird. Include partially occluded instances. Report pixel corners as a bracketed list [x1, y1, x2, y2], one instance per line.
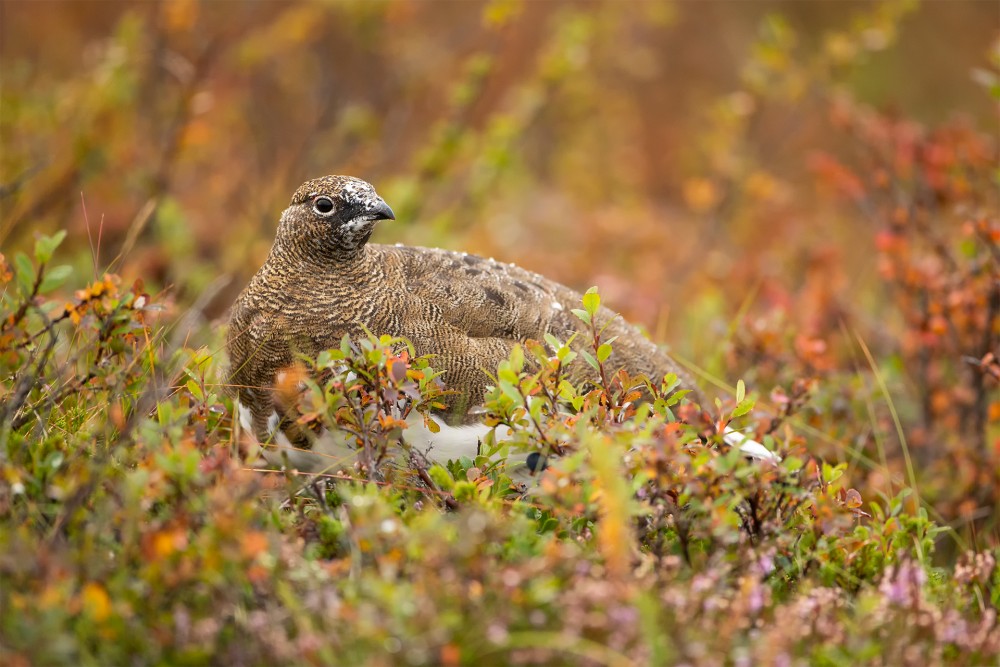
[226, 175, 779, 476]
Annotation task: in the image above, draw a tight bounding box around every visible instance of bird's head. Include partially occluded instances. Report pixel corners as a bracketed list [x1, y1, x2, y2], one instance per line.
[276, 175, 395, 261]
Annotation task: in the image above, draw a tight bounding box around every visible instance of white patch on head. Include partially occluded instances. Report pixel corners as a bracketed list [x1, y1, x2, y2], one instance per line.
[343, 219, 367, 232]
[551, 301, 563, 311]
[339, 178, 378, 208]
[237, 401, 253, 433]
[338, 214, 378, 249]
[339, 182, 359, 199]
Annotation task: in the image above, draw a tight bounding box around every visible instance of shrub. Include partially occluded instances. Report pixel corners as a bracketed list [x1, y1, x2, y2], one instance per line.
[2, 238, 997, 666]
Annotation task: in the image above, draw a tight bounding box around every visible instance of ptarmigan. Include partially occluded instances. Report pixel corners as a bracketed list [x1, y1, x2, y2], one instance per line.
[227, 175, 779, 473]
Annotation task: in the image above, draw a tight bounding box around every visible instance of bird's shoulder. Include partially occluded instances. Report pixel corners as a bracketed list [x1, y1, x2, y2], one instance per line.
[370, 244, 582, 340]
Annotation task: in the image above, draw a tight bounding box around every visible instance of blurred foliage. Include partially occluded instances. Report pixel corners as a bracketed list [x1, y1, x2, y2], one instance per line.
[2, 233, 998, 665]
[1, 0, 999, 664]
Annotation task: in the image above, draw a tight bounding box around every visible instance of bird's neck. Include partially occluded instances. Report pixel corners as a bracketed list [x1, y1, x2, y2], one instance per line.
[264, 239, 375, 278]
[272, 209, 375, 266]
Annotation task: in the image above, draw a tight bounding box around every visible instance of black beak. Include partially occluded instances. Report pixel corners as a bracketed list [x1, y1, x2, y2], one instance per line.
[371, 199, 395, 221]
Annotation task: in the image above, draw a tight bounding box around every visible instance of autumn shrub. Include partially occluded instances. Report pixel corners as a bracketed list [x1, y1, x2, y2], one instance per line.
[675, 5, 1000, 548]
[2, 239, 998, 666]
[810, 99, 1000, 520]
[2, 1, 999, 665]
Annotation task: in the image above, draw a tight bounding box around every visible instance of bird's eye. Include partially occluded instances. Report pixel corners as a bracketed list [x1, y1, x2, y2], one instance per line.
[313, 196, 335, 215]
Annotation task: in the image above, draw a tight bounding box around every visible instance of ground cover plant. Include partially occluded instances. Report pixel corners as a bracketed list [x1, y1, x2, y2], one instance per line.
[2, 1, 999, 665]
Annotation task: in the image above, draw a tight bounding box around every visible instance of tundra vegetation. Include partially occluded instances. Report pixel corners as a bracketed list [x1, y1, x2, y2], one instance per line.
[1, 1, 998, 665]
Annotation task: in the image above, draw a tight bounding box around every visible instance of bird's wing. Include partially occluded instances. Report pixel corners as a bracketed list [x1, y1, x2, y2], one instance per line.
[384, 245, 572, 340]
[378, 245, 704, 407]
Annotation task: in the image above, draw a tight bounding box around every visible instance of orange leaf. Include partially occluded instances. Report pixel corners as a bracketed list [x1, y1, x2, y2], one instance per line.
[440, 643, 461, 667]
[274, 362, 308, 407]
[682, 177, 721, 214]
[241, 531, 269, 560]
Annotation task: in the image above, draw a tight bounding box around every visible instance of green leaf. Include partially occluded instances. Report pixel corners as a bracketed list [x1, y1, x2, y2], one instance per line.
[14, 253, 34, 294]
[822, 462, 845, 485]
[186, 379, 204, 402]
[508, 344, 524, 373]
[498, 379, 524, 405]
[34, 230, 67, 264]
[735, 379, 745, 404]
[782, 456, 804, 472]
[664, 389, 691, 407]
[570, 308, 591, 325]
[731, 397, 754, 418]
[596, 342, 613, 363]
[557, 348, 577, 365]
[452, 480, 476, 501]
[525, 340, 550, 365]
[428, 464, 453, 490]
[39, 265, 73, 293]
[579, 349, 598, 371]
[581, 286, 600, 316]
[529, 396, 543, 422]
[557, 379, 577, 400]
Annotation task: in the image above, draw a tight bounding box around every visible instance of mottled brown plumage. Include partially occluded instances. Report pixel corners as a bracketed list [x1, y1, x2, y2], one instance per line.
[227, 175, 776, 469]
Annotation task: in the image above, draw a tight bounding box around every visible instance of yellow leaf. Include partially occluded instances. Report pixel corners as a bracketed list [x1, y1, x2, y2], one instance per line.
[151, 528, 187, 558]
[65, 303, 82, 325]
[683, 178, 720, 214]
[163, 0, 198, 32]
[81, 582, 111, 621]
[152, 531, 175, 558]
[745, 170, 783, 203]
[424, 415, 440, 433]
[483, 0, 523, 27]
[587, 434, 635, 579]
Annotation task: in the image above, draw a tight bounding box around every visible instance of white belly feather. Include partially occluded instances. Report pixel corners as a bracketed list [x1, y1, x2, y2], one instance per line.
[236, 401, 524, 473]
[235, 402, 779, 476]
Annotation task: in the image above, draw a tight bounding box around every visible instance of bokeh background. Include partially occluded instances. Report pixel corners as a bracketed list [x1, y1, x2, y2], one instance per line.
[2, 0, 999, 540]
